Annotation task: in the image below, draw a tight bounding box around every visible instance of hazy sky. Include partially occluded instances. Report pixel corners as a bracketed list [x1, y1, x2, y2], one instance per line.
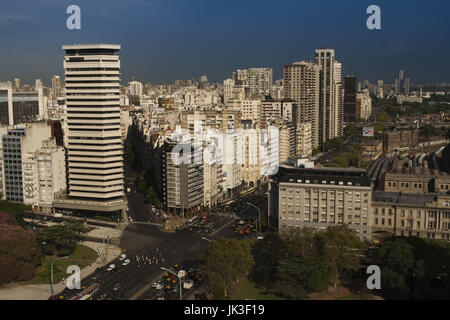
[1, 0, 449, 86]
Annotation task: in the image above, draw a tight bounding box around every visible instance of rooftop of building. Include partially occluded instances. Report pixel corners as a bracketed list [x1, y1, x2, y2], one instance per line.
[372, 191, 436, 205]
[386, 166, 448, 177]
[275, 164, 371, 186]
[62, 44, 121, 50]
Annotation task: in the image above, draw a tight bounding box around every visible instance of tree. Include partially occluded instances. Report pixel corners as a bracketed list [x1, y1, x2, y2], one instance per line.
[199, 238, 255, 298]
[274, 255, 330, 297]
[0, 212, 42, 285]
[283, 227, 320, 257]
[37, 220, 90, 256]
[317, 225, 364, 287]
[250, 233, 288, 287]
[375, 237, 425, 299]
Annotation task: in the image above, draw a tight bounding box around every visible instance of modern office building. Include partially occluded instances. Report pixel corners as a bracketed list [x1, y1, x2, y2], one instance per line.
[283, 61, 320, 148]
[54, 44, 126, 214]
[270, 164, 372, 240]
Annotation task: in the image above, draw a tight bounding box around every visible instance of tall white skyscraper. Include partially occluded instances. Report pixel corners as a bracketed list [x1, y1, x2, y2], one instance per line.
[57, 44, 126, 213]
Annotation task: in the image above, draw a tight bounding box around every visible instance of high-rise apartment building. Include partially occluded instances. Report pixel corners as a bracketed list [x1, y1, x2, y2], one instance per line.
[315, 48, 339, 143]
[395, 69, 411, 96]
[52, 75, 62, 99]
[344, 75, 358, 122]
[232, 68, 272, 98]
[164, 135, 203, 217]
[283, 61, 320, 148]
[128, 79, 143, 97]
[54, 44, 126, 214]
[223, 79, 235, 103]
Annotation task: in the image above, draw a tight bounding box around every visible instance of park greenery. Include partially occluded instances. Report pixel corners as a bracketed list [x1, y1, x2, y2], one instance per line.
[136, 171, 163, 209]
[125, 125, 164, 209]
[326, 144, 365, 168]
[199, 238, 255, 298]
[36, 220, 91, 257]
[0, 200, 31, 228]
[32, 244, 97, 285]
[200, 225, 365, 300]
[312, 124, 358, 156]
[0, 211, 42, 285]
[374, 236, 450, 300]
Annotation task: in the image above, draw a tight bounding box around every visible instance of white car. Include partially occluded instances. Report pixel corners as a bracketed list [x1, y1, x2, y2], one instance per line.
[183, 280, 194, 290]
[119, 254, 126, 261]
[154, 283, 163, 290]
[122, 259, 130, 266]
[106, 264, 116, 271]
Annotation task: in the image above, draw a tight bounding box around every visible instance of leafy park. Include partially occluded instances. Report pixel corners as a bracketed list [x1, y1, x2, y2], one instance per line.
[0, 202, 93, 287]
[198, 225, 450, 300]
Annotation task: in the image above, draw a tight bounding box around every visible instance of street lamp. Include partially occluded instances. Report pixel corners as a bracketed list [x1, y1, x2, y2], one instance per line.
[50, 256, 69, 296]
[160, 267, 182, 300]
[201, 237, 211, 242]
[246, 202, 261, 233]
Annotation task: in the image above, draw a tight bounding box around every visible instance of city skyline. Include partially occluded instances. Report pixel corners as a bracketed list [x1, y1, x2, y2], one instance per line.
[1, 0, 450, 85]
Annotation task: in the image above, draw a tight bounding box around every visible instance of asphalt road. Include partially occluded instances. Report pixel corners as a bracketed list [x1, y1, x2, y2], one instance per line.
[58, 167, 270, 300]
[319, 133, 363, 165]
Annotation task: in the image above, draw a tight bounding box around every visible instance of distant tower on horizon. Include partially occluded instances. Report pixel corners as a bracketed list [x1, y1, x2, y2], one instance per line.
[395, 68, 411, 96]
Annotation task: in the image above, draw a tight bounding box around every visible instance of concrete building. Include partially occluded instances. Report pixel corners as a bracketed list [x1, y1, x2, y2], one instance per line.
[296, 122, 312, 158]
[164, 135, 203, 217]
[52, 75, 62, 99]
[283, 61, 320, 148]
[223, 79, 234, 103]
[382, 167, 450, 195]
[232, 68, 272, 98]
[382, 130, 419, 153]
[241, 121, 261, 188]
[344, 76, 358, 122]
[361, 139, 383, 162]
[270, 165, 372, 240]
[54, 44, 126, 214]
[241, 99, 261, 123]
[315, 48, 340, 143]
[357, 91, 372, 120]
[1, 122, 55, 204]
[128, 80, 143, 97]
[0, 80, 44, 126]
[22, 138, 66, 213]
[372, 192, 450, 240]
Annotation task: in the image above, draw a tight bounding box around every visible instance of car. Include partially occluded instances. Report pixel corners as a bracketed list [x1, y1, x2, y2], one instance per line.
[122, 259, 130, 266]
[119, 254, 126, 261]
[112, 283, 122, 292]
[106, 264, 116, 271]
[183, 279, 194, 290]
[154, 283, 163, 290]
